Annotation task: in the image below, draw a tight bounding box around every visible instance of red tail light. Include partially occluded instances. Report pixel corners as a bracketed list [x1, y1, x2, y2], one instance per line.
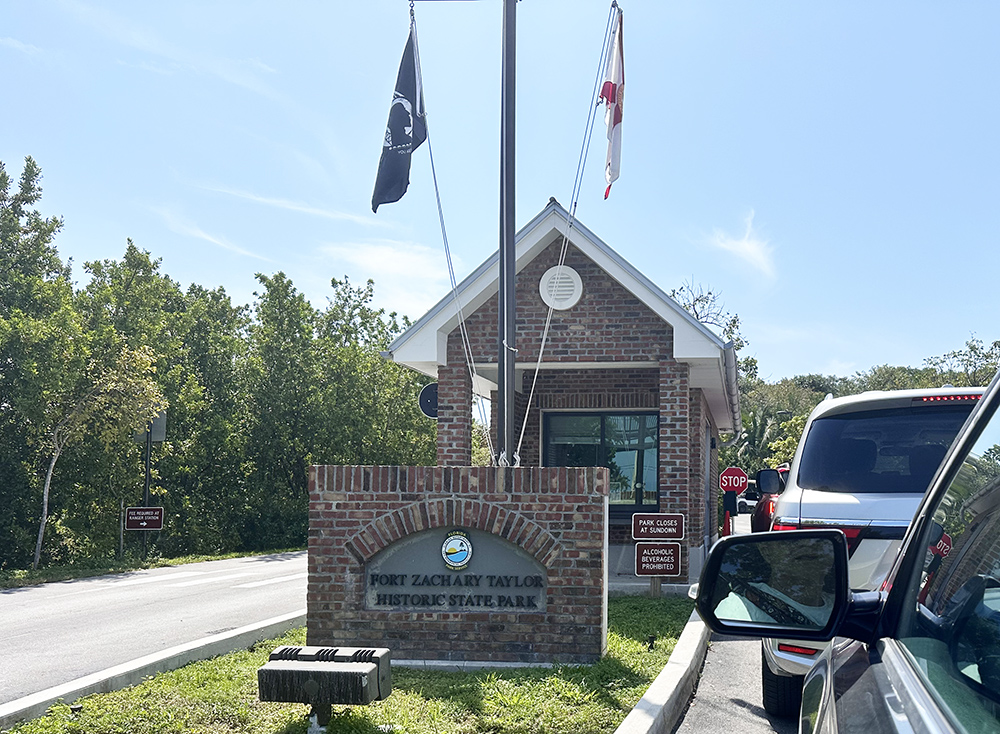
[913, 394, 981, 404]
[778, 643, 820, 656]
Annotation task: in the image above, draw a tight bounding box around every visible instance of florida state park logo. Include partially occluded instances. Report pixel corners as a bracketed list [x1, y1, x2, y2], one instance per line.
[441, 530, 473, 571]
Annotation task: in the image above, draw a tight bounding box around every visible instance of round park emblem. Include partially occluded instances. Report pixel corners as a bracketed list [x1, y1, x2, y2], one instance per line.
[441, 530, 473, 571]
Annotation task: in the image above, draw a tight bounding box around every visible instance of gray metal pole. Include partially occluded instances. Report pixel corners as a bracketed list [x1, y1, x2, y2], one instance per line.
[497, 0, 516, 463]
[143, 426, 151, 558]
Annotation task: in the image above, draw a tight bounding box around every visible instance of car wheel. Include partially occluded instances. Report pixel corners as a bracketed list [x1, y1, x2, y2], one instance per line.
[738, 502, 748, 514]
[761, 646, 803, 718]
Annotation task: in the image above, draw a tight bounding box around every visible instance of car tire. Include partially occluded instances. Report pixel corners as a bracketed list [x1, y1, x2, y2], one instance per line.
[761, 646, 803, 718]
[738, 502, 748, 514]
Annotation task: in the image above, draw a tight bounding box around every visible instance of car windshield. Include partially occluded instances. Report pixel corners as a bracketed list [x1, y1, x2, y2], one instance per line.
[797, 405, 973, 494]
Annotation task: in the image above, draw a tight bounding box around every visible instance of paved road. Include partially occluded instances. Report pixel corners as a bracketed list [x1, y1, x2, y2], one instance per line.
[671, 510, 798, 733]
[672, 634, 796, 734]
[0, 552, 306, 705]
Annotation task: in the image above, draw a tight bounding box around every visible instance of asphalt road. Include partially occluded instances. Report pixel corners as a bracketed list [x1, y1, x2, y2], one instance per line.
[0, 551, 306, 705]
[672, 634, 797, 734]
[671, 510, 798, 734]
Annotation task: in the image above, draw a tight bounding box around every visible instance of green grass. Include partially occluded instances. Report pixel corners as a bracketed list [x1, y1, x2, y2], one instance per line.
[0, 549, 305, 590]
[6, 595, 694, 734]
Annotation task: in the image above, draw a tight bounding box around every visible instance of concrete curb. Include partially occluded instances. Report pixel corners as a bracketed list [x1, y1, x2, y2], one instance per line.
[0, 609, 306, 731]
[613, 609, 710, 734]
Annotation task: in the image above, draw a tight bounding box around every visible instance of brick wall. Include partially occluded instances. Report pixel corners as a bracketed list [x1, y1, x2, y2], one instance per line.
[430, 239, 721, 581]
[308, 465, 610, 665]
[455, 242, 673, 365]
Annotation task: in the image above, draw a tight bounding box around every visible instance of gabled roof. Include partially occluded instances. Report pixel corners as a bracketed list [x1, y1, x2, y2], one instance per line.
[385, 199, 740, 432]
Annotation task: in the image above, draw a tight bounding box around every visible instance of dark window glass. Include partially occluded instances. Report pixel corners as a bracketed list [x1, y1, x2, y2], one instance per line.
[797, 406, 973, 494]
[544, 413, 658, 509]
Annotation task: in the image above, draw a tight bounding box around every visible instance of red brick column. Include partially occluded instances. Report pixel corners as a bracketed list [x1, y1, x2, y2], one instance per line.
[658, 360, 690, 577]
[437, 360, 472, 466]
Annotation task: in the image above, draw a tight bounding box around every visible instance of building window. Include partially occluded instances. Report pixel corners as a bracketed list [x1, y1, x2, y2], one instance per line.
[543, 412, 658, 512]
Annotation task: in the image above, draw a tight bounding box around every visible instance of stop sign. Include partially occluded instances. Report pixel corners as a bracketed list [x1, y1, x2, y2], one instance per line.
[720, 466, 748, 493]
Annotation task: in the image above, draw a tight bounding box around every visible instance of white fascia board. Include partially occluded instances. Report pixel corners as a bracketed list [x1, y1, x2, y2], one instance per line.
[386, 206, 564, 370]
[688, 357, 736, 432]
[386, 199, 730, 392]
[387, 258, 497, 369]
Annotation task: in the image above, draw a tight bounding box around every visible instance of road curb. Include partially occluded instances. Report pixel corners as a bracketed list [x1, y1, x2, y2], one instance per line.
[613, 609, 710, 734]
[0, 608, 306, 731]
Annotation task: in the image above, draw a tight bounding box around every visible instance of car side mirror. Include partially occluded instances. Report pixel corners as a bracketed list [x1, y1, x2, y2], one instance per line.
[695, 529, 851, 641]
[756, 468, 784, 495]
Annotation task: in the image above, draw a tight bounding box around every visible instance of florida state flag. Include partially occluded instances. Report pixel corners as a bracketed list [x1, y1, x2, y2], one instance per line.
[600, 9, 624, 199]
[372, 26, 426, 213]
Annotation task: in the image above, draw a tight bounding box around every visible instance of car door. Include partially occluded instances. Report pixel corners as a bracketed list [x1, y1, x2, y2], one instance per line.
[801, 382, 1000, 733]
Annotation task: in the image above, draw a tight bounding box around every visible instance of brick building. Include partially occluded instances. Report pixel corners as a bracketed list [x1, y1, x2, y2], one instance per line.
[384, 199, 741, 582]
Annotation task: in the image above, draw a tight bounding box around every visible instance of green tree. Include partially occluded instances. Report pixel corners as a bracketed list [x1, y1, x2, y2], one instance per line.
[242, 272, 321, 549]
[0, 158, 70, 568]
[768, 414, 808, 467]
[669, 280, 758, 383]
[848, 364, 941, 392]
[28, 345, 165, 568]
[72, 242, 187, 558]
[156, 285, 250, 555]
[315, 276, 435, 467]
[925, 336, 1000, 388]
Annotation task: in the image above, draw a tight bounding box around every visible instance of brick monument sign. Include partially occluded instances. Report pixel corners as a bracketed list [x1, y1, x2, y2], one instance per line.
[307, 464, 610, 665]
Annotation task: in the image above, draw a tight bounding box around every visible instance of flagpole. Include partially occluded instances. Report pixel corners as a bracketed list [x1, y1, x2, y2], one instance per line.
[497, 0, 517, 465]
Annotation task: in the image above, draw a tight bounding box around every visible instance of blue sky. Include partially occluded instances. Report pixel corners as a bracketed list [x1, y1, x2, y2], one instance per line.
[3, 1, 998, 382]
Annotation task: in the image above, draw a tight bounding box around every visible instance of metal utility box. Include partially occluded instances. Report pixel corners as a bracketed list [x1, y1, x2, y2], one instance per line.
[257, 646, 392, 707]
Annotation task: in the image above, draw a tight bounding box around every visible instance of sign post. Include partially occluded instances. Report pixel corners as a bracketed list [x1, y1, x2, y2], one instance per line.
[133, 410, 167, 558]
[720, 467, 748, 537]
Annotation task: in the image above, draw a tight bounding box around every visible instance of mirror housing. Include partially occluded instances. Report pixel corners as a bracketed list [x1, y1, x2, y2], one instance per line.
[696, 529, 852, 641]
[756, 468, 785, 495]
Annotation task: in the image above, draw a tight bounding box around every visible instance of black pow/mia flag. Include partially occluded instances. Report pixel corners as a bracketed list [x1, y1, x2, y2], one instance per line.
[372, 27, 426, 213]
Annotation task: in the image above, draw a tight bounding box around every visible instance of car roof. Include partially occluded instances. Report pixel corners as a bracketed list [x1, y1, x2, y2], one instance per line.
[807, 386, 985, 421]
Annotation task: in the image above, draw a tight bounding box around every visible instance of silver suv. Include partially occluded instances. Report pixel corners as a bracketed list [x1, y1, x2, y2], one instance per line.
[757, 387, 982, 717]
[696, 372, 1000, 731]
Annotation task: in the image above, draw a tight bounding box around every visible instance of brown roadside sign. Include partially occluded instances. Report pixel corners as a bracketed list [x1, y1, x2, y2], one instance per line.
[634, 542, 681, 577]
[632, 513, 684, 540]
[125, 506, 164, 531]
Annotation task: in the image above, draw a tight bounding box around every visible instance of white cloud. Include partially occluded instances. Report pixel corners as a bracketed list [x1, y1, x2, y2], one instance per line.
[199, 184, 380, 227]
[0, 37, 41, 55]
[707, 210, 776, 279]
[317, 239, 455, 318]
[152, 206, 273, 262]
[62, 1, 277, 97]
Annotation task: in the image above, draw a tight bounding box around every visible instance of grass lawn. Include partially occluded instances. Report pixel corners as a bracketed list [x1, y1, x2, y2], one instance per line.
[6, 595, 694, 734]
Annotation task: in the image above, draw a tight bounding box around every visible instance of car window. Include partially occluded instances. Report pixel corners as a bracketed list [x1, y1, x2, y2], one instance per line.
[897, 396, 1000, 730]
[797, 405, 973, 494]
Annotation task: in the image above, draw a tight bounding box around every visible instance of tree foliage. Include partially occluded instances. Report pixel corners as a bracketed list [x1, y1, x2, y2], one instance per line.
[4, 159, 999, 570]
[925, 336, 1000, 388]
[0, 158, 436, 570]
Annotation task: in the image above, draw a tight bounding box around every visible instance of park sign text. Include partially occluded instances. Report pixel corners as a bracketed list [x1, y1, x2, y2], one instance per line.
[632, 513, 684, 577]
[364, 527, 547, 612]
[125, 506, 164, 530]
[631, 512, 684, 540]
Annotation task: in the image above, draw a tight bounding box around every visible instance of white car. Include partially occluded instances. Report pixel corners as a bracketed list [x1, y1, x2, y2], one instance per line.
[737, 486, 759, 514]
[757, 386, 983, 717]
